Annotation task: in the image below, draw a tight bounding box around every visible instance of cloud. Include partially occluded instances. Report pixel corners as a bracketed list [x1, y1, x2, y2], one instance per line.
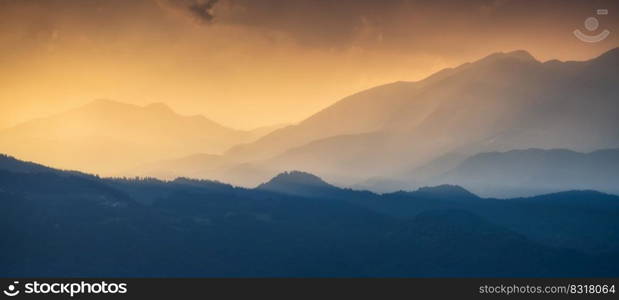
[155, 0, 220, 24]
[151, 0, 619, 51]
[186, 0, 219, 23]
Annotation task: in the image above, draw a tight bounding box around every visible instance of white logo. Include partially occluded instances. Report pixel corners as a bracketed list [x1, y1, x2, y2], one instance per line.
[3, 281, 19, 297]
[574, 9, 610, 43]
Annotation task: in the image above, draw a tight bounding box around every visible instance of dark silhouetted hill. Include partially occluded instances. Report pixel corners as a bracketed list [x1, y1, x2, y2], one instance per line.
[1, 155, 618, 277]
[257, 171, 339, 196]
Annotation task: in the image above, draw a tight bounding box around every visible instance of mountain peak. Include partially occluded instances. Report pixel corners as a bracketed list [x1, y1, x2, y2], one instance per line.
[505, 50, 537, 61]
[83, 99, 175, 115]
[262, 171, 330, 188]
[256, 171, 338, 196]
[144, 102, 174, 114]
[477, 49, 538, 64]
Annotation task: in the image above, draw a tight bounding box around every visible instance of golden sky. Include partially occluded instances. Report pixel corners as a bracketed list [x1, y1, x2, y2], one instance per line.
[1, 0, 618, 130]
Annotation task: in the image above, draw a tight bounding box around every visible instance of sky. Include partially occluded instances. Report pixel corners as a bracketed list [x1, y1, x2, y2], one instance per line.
[1, 0, 618, 130]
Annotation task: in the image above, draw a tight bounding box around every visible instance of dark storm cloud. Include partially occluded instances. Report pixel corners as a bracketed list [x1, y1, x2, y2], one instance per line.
[3, 0, 617, 56]
[155, 0, 619, 51]
[213, 0, 404, 46]
[187, 0, 219, 23]
[155, 0, 219, 23]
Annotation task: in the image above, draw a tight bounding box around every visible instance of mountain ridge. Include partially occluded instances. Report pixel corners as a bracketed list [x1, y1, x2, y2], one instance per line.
[208, 47, 619, 187]
[432, 148, 619, 197]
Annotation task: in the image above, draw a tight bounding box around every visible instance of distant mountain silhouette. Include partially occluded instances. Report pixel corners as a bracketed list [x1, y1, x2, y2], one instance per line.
[426, 148, 619, 197]
[353, 152, 467, 193]
[1, 155, 618, 277]
[353, 148, 619, 197]
[184, 48, 619, 187]
[0, 99, 279, 175]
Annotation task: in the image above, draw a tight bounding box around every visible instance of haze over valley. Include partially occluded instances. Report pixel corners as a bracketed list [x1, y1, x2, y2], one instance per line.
[3, 48, 617, 197]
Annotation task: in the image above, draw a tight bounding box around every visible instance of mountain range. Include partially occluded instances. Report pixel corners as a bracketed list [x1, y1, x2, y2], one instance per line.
[0, 100, 283, 175]
[354, 148, 619, 197]
[120, 48, 618, 194]
[1, 154, 618, 277]
[1, 48, 617, 198]
[202, 48, 619, 186]
[430, 148, 619, 197]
